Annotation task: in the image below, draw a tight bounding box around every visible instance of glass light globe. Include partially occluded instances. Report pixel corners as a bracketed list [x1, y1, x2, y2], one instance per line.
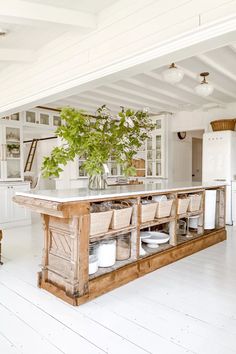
[194, 82, 214, 97]
[162, 63, 184, 84]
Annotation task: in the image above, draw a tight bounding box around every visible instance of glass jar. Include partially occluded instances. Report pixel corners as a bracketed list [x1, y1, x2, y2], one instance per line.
[116, 234, 131, 261]
[97, 239, 116, 267]
[89, 243, 98, 275]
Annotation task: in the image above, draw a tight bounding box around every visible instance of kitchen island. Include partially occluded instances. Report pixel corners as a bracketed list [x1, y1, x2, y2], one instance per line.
[13, 182, 226, 306]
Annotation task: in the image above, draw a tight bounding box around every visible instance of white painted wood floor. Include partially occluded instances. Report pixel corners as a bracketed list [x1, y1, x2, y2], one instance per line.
[0, 223, 236, 354]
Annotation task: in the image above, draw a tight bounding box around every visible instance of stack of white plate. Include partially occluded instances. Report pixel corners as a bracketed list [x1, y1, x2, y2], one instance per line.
[140, 231, 170, 248]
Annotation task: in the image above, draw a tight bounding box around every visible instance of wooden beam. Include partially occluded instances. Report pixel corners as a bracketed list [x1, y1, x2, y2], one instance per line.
[0, 48, 35, 62]
[0, 0, 96, 29]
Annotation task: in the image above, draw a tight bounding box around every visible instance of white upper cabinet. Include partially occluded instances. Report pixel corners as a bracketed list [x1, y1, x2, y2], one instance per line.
[146, 117, 166, 178]
[0, 122, 23, 181]
[23, 109, 62, 129]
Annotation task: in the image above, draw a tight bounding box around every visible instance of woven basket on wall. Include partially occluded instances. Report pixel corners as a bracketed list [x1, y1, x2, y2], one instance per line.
[210, 119, 236, 131]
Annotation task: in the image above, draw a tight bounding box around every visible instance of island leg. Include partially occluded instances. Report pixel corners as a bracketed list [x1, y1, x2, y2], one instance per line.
[39, 206, 90, 305]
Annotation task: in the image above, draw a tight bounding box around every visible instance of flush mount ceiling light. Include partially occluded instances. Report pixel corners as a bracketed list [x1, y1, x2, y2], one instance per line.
[195, 72, 214, 97]
[162, 63, 184, 84]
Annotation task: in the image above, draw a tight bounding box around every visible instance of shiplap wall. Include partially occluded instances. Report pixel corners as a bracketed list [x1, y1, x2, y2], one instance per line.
[0, 0, 235, 114]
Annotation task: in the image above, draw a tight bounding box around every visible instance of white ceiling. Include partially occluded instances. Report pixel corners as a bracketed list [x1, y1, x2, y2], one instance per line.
[23, 0, 117, 14]
[0, 0, 117, 64]
[47, 43, 236, 114]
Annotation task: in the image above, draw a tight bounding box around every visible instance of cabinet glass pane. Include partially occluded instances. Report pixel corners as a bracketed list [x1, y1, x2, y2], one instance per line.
[147, 150, 152, 160]
[26, 111, 36, 123]
[156, 162, 161, 176]
[78, 160, 87, 176]
[147, 162, 153, 176]
[6, 127, 20, 143]
[156, 135, 161, 159]
[6, 160, 21, 179]
[40, 113, 50, 125]
[11, 113, 20, 121]
[147, 138, 152, 150]
[155, 119, 162, 129]
[6, 142, 20, 158]
[53, 115, 61, 127]
[110, 163, 118, 176]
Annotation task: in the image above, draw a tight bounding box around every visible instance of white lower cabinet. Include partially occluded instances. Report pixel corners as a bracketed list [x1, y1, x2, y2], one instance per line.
[0, 182, 31, 229]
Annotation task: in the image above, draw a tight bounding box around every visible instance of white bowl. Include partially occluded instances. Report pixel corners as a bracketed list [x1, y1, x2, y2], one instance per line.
[142, 232, 170, 245]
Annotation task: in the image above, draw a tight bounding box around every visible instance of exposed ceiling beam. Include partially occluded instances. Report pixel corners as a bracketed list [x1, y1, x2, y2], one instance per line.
[197, 53, 236, 89]
[178, 65, 236, 104]
[78, 92, 142, 112]
[68, 95, 122, 112]
[0, 48, 35, 62]
[124, 77, 199, 108]
[145, 71, 208, 103]
[107, 82, 180, 109]
[93, 87, 175, 112]
[53, 98, 98, 113]
[0, 0, 96, 29]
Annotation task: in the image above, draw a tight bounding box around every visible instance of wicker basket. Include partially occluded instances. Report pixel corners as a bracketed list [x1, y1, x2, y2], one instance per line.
[156, 199, 173, 218]
[141, 202, 157, 223]
[188, 194, 201, 212]
[90, 210, 113, 236]
[210, 119, 236, 131]
[177, 198, 190, 215]
[110, 203, 133, 230]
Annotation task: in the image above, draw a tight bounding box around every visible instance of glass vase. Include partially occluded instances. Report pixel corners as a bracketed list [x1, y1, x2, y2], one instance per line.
[88, 164, 109, 190]
[88, 174, 106, 190]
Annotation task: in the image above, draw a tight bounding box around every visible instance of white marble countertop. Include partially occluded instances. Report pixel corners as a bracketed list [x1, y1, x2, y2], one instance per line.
[15, 181, 226, 203]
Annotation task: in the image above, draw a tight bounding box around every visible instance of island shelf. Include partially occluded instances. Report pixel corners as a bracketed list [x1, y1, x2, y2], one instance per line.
[13, 182, 226, 306]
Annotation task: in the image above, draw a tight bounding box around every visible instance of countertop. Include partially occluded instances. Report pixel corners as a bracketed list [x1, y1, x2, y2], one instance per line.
[15, 181, 226, 203]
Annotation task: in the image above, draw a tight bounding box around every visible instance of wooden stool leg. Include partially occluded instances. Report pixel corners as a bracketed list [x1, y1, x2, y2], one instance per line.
[0, 230, 3, 265]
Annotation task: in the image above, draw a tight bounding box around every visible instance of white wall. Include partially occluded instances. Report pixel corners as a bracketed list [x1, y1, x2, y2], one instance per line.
[168, 102, 236, 182]
[0, 0, 235, 114]
[171, 102, 236, 132]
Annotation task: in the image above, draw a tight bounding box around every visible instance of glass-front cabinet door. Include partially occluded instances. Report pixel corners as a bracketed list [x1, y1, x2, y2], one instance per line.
[25, 111, 36, 124]
[0, 125, 23, 181]
[145, 117, 166, 178]
[5, 127, 22, 179]
[39, 113, 50, 126]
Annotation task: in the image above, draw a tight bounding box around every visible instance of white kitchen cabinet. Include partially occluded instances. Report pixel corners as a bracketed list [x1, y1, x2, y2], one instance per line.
[145, 117, 167, 178]
[23, 109, 62, 129]
[0, 182, 31, 229]
[0, 122, 23, 181]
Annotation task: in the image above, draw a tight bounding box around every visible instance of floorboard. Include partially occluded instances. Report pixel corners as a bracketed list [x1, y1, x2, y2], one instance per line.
[0, 223, 236, 354]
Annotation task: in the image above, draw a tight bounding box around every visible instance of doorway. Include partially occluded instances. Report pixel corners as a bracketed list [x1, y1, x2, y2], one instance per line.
[192, 137, 203, 182]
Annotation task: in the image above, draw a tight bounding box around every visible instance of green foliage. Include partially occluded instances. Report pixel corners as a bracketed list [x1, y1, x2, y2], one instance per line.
[41, 105, 155, 178]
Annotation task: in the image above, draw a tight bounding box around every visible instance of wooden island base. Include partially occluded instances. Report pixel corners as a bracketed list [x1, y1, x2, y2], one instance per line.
[38, 228, 226, 306]
[13, 183, 226, 306]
